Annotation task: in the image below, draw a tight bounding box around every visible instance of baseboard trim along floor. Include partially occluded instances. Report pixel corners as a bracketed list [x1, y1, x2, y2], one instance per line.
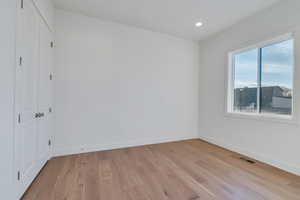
[53, 136, 198, 157]
[198, 135, 300, 177]
[22, 139, 300, 200]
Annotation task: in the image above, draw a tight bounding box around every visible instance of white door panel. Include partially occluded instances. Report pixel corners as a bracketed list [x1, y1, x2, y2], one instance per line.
[15, 0, 40, 196]
[37, 115, 51, 161]
[15, 0, 54, 198]
[22, 123, 37, 175]
[37, 17, 53, 164]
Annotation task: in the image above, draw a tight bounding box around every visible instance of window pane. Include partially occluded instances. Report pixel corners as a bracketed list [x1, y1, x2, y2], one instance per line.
[261, 39, 293, 115]
[233, 49, 258, 113]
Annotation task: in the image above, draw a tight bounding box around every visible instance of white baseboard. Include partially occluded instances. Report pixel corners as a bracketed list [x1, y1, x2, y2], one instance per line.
[53, 135, 197, 157]
[53, 134, 300, 176]
[198, 135, 300, 176]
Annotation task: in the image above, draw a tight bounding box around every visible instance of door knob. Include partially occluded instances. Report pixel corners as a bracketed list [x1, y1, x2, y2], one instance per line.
[35, 113, 45, 118]
[35, 113, 40, 118]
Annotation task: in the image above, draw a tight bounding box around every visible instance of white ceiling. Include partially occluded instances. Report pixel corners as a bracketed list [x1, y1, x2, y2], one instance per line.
[53, 0, 281, 41]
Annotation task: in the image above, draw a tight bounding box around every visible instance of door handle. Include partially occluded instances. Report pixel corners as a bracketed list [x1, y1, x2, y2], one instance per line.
[35, 113, 45, 118]
[35, 113, 40, 118]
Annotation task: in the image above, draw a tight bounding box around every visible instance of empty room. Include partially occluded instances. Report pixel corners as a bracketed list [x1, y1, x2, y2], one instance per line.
[1, 0, 300, 199]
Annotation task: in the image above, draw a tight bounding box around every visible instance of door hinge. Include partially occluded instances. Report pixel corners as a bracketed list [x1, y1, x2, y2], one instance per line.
[49, 74, 53, 80]
[19, 56, 23, 66]
[21, 0, 24, 9]
[48, 140, 51, 146]
[18, 114, 21, 124]
[50, 42, 54, 48]
[17, 171, 20, 181]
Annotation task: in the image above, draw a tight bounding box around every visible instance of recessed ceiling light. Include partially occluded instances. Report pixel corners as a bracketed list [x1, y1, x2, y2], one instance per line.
[195, 22, 203, 27]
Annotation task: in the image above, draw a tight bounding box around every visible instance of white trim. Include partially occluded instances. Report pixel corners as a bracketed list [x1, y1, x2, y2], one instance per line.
[224, 112, 298, 125]
[229, 33, 294, 55]
[256, 48, 261, 114]
[31, 0, 53, 32]
[226, 33, 296, 123]
[198, 135, 300, 176]
[53, 136, 198, 157]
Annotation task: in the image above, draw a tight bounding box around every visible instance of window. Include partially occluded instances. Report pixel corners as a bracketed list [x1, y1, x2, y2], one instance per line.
[228, 34, 294, 118]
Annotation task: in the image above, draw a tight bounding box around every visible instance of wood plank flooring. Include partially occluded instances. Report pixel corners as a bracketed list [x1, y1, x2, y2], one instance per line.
[22, 139, 300, 200]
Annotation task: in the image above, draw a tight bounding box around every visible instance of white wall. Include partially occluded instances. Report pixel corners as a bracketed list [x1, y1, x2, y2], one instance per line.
[0, 0, 16, 199]
[199, 0, 300, 176]
[54, 10, 200, 156]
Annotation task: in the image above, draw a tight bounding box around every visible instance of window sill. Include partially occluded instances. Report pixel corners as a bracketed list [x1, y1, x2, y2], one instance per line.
[225, 112, 298, 125]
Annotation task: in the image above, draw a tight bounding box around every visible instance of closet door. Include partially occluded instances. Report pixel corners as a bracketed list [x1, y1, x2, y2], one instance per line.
[37, 19, 53, 165]
[15, 0, 40, 196]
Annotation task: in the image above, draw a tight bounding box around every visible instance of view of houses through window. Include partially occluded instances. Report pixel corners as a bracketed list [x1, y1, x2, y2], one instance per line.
[232, 38, 294, 116]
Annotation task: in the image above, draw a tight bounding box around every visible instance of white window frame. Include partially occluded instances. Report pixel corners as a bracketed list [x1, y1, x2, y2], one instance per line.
[226, 33, 296, 123]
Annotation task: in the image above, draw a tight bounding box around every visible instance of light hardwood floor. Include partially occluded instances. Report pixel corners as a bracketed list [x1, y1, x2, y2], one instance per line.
[22, 139, 300, 200]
